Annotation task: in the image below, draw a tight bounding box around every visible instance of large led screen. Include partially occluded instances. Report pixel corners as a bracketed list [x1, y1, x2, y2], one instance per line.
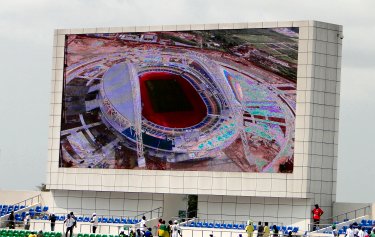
[59, 27, 298, 173]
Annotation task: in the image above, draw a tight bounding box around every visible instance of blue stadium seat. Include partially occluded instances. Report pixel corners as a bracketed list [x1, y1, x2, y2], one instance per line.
[292, 227, 299, 233]
[220, 223, 227, 229]
[20, 205, 25, 209]
[108, 218, 114, 223]
[43, 215, 48, 220]
[361, 220, 367, 225]
[189, 222, 196, 227]
[14, 205, 19, 211]
[202, 222, 208, 228]
[35, 206, 42, 213]
[208, 223, 214, 228]
[43, 206, 49, 212]
[102, 217, 108, 223]
[233, 224, 238, 229]
[98, 217, 102, 223]
[287, 226, 293, 231]
[214, 223, 220, 228]
[59, 216, 65, 221]
[121, 218, 127, 224]
[77, 217, 83, 222]
[196, 222, 202, 227]
[114, 218, 120, 224]
[238, 224, 245, 230]
[282, 226, 287, 231]
[226, 224, 233, 229]
[84, 217, 90, 222]
[338, 230, 344, 235]
[127, 218, 132, 224]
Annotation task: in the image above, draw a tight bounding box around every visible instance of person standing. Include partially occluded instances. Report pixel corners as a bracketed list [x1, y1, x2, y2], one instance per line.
[171, 221, 181, 237]
[140, 216, 147, 236]
[353, 224, 360, 237]
[312, 204, 324, 230]
[346, 225, 354, 237]
[64, 214, 76, 237]
[8, 211, 15, 229]
[49, 213, 56, 231]
[272, 225, 279, 237]
[264, 222, 270, 237]
[70, 212, 77, 236]
[358, 227, 366, 237]
[24, 213, 31, 230]
[158, 221, 167, 237]
[257, 222, 264, 237]
[90, 213, 98, 233]
[245, 221, 254, 237]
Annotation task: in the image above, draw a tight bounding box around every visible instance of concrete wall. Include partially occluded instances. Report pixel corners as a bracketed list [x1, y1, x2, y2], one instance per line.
[0, 190, 41, 204]
[40, 190, 164, 219]
[46, 21, 343, 204]
[163, 194, 187, 220]
[197, 195, 314, 230]
[332, 202, 371, 221]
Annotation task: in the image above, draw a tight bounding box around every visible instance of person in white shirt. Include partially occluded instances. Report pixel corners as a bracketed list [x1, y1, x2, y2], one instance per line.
[171, 220, 182, 237]
[346, 225, 354, 237]
[24, 213, 31, 230]
[91, 213, 98, 233]
[140, 216, 147, 236]
[359, 227, 366, 237]
[64, 214, 76, 237]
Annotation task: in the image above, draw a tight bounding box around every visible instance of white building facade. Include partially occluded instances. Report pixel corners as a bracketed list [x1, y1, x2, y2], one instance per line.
[46, 20, 343, 230]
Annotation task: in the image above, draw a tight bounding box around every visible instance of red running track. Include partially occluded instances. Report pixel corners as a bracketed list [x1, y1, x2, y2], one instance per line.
[139, 71, 207, 128]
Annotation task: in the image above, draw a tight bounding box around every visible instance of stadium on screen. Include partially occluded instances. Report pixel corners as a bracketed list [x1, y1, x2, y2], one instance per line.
[60, 28, 298, 173]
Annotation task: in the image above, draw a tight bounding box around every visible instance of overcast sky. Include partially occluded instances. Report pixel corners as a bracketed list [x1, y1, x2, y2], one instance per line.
[0, 0, 374, 203]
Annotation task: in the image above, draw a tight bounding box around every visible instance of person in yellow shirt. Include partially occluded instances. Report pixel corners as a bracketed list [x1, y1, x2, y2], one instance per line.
[245, 221, 254, 237]
[28, 232, 37, 237]
[158, 220, 168, 237]
[264, 222, 270, 237]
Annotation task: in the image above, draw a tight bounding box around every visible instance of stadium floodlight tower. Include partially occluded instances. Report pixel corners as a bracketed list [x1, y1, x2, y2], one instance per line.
[128, 63, 145, 167]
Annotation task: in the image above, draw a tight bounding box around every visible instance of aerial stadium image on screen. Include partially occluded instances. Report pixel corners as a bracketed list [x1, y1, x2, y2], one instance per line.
[59, 27, 298, 173]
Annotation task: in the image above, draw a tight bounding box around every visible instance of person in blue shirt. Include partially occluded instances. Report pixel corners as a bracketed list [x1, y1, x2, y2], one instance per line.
[144, 228, 152, 237]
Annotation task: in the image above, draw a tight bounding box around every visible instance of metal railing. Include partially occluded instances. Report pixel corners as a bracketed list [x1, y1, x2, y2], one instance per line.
[45, 207, 163, 224]
[12, 195, 42, 209]
[320, 205, 371, 224]
[0, 220, 132, 235]
[307, 223, 332, 232]
[181, 228, 303, 237]
[195, 213, 284, 227]
[134, 207, 163, 220]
